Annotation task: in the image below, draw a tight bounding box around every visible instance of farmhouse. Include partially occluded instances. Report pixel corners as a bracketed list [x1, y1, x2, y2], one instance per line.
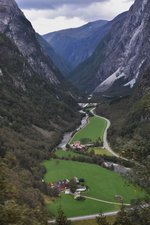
[71, 141, 85, 150]
[49, 177, 87, 195]
[48, 179, 69, 192]
[76, 186, 86, 192]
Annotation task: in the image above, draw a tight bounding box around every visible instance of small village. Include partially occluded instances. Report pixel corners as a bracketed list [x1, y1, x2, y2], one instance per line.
[66, 141, 130, 175]
[48, 176, 87, 200]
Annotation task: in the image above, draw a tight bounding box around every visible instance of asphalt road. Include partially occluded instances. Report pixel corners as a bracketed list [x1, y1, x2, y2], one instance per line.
[48, 210, 119, 223]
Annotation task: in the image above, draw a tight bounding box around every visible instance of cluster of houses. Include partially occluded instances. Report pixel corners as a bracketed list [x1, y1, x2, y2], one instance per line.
[48, 179, 69, 192]
[48, 176, 87, 198]
[70, 141, 85, 151]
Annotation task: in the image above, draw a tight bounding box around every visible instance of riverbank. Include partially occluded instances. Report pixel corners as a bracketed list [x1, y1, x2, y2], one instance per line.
[58, 111, 89, 149]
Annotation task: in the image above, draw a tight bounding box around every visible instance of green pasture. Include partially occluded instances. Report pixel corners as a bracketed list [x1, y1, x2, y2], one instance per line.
[43, 160, 145, 217]
[55, 149, 84, 158]
[88, 147, 113, 156]
[70, 116, 107, 144]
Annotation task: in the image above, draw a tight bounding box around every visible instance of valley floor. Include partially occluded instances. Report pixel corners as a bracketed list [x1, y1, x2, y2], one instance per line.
[43, 105, 145, 220]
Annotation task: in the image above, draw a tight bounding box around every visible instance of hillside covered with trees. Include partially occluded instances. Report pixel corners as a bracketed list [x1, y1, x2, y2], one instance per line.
[0, 33, 80, 224]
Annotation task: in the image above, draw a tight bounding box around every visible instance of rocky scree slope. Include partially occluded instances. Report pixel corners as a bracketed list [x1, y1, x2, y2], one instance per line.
[71, 0, 150, 96]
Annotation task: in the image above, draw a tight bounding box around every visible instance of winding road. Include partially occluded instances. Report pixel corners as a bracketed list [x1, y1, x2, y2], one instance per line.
[90, 108, 119, 158]
[48, 104, 131, 223]
[91, 107, 129, 161]
[48, 211, 119, 223]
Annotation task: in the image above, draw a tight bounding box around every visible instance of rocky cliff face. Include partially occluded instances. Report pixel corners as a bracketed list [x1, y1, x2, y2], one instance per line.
[69, 12, 127, 94]
[71, 0, 150, 96]
[43, 20, 109, 71]
[0, 0, 80, 133]
[94, 0, 150, 94]
[0, 0, 62, 85]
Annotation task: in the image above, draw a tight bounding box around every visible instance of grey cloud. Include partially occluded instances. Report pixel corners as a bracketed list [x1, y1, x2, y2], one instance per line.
[16, 0, 110, 9]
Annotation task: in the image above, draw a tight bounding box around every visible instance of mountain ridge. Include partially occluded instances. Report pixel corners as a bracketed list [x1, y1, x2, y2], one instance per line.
[43, 19, 109, 71]
[36, 33, 72, 76]
[69, 12, 127, 94]
[0, 0, 63, 85]
[0, 1, 81, 224]
[70, 0, 150, 96]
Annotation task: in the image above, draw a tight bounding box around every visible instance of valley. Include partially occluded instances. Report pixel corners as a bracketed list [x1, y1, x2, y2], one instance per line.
[42, 105, 145, 220]
[0, 0, 150, 225]
[43, 160, 144, 218]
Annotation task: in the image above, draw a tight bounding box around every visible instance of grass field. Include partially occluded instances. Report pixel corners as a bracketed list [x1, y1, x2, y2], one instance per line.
[88, 147, 113, 156]
[70, 116, 107, 144]
[43, 159, 145, 217]
[55, 149, 88, 159]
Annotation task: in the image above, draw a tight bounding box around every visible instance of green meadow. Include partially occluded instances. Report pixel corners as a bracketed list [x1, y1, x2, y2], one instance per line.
[43, 159, 145, 217]
[70, 116, 107, 144]
[54, 149, 88, 159]
[88, 147, 113, 156]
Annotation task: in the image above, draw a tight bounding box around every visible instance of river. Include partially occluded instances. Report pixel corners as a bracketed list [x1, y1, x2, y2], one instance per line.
[58, 111, 89, 149]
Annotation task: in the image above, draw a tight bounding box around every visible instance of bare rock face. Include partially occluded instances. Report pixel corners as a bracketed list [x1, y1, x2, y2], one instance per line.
[0, 0, 60, 85]
[94, 0, 150, 93]
[70, 0, 150, 95]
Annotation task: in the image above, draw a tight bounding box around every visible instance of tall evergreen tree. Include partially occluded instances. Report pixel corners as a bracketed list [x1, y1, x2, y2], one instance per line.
[55, 208, 72, 225]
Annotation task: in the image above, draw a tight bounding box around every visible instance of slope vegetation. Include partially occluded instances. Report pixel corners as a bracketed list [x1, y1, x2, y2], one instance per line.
[0, 29, 80, 225]
[96, 68, 150, 162]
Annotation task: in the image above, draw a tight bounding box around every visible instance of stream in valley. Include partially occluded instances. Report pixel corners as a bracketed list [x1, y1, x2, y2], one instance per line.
[58, 110, 89, 149]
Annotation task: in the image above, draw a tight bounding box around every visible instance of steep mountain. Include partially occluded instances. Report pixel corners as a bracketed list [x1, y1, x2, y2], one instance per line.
[43, 20, 109, 71]
[0, 32, 80, 138]
[70, 12, 127, 94]
[0, 0, 64, 85]
[0, 0, 81, 223]
[36, 33, 71, 76]
[71, 0, 150, 96]
[0, 0, 81, 131]
[96, 67, 150, 162]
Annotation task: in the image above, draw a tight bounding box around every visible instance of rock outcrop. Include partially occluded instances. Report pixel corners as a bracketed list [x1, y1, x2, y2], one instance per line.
[0, 0, 62, 84]
[70, 0, 150, 96]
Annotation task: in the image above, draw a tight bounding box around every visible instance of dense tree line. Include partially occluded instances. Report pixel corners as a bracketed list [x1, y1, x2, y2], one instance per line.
[0, 33, 81, 224]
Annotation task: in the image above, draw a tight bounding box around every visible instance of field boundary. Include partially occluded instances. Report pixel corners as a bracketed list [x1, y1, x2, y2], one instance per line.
[83, 195, 130, 206]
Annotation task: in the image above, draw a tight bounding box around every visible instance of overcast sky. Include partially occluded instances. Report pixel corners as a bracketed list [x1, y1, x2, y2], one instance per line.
[16, 0, 134, 35]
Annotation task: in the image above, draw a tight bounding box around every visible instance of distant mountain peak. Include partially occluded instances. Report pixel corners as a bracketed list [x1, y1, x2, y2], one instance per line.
[43, 20, 109, 70]
[70, 0, 150, 96]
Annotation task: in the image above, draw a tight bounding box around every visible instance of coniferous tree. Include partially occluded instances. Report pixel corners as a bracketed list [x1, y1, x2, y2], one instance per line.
[96, 214, 111, 225]
[55, 208, 72, 225]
